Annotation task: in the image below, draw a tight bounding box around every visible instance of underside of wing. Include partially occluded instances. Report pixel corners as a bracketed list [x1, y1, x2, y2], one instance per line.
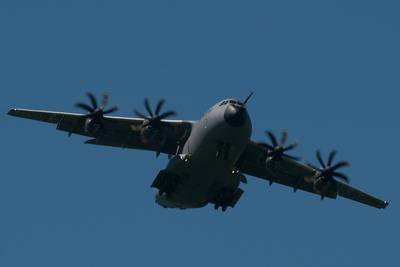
[336, 182, 389, 209]
[237, 141, 335, 197]
[8, 108, 194, 155]
[237, 141, 389, 209]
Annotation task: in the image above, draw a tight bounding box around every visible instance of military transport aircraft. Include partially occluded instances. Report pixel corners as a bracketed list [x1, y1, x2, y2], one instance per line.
[8, 92, 389, 211]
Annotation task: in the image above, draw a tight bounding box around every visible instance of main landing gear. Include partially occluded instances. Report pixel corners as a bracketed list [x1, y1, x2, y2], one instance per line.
[151, 170, 180, 196]
[213, 187, 244, 212]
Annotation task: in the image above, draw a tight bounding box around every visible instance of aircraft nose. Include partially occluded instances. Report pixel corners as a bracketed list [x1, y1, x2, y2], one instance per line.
[224, 104, 248, 127]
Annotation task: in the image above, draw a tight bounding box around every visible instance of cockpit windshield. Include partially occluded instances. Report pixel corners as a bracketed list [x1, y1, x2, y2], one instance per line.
[219, 100, 244, 106]
[229, 100, 244, 106]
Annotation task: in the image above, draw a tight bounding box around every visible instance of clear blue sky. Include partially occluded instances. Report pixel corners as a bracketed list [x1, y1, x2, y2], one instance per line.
[1, 1, 398, 266]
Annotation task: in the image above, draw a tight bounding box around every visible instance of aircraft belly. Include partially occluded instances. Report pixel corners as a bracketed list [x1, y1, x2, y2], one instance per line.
[158, 116, 251, 209]
[161, 161, 238, 209]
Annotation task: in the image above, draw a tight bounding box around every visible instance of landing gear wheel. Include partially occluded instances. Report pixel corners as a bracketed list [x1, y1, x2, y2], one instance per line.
[214, 187, 236, 212]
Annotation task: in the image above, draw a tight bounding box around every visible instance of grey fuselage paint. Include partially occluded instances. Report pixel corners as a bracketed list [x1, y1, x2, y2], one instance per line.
[155, 99, 252, 208]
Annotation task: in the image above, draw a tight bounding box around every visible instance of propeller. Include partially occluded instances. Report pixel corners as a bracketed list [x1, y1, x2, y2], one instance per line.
[75, 92, 118, 120]
[134, 98, 177, 157]
[259, 130, 300, 161]
[307, 150, 350, 184]
[74, 92, 118, 134]
[134, 98, 177, 127]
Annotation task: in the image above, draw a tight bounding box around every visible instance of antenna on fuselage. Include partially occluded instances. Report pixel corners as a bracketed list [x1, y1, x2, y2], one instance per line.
[243, 92, 254, 105]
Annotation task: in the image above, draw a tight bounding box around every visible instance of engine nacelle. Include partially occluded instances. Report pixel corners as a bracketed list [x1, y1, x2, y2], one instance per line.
[139, 124, 163, 144]
[313, 176, 336, 195]
[84, 118, 101, 134]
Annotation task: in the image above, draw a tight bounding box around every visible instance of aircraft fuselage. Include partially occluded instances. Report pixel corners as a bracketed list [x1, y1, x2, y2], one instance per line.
[155, 99, 252, 209]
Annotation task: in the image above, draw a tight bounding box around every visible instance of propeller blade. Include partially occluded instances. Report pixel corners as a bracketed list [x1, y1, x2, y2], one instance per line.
[330, 161, 350, 171]
[155, 99, 165, 116]
[327, 150, 337, 167]
[266, 131, 278, 147]
[316, 150, 326, 168]
[332, 171, 350, 183]
[86, 92, 98, 109]
[158, 110, 177, 120]
[280, 130, 288, 146]
[259, 142, 274, 150]
[103, 106, 118, 114]
[100, 94, 109, 109]
[75, 103, 94, 113]
[283, 142, 298, 152]
[144, 98, 153, 117]
[306, 162, 320, 171]
[134, 109, 148, 119]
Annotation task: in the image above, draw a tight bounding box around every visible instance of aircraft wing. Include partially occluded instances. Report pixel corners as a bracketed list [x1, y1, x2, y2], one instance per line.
[7, 108, 194, 155]
[237, 141, 389, 209]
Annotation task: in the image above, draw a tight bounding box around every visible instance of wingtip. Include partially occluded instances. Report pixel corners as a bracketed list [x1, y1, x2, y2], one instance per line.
[383, 201, 389, 209]
[7, 108, 17, 116]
